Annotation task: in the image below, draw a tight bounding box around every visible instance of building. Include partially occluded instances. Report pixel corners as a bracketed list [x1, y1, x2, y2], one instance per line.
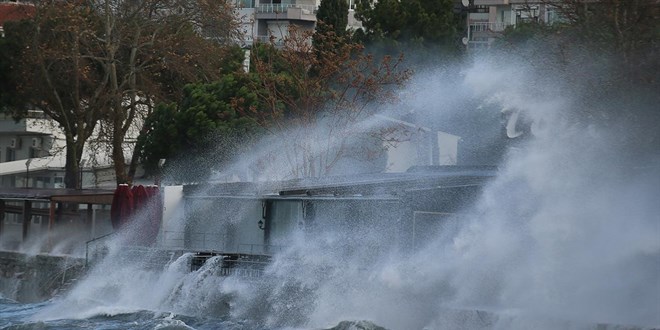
[375, 115, 460, 173]
[0, 110, 136, 250]
[464, 0, 564, 50]
[161, 166, 496, 259]
[236, 0, 362, 47]
[0, 1, 34, 37]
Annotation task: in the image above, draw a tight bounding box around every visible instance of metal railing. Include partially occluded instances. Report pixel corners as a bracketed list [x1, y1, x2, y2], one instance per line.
[255, 35, 285, 46]
[190, 252, 274, 277]
[469, 22, 509, 33]
[161, 231, 228, 250]
[160, 230, 285, 255]
[85, 232, 116, 266]
[256, 3, 316, 14]
[237, 243, 285, 255]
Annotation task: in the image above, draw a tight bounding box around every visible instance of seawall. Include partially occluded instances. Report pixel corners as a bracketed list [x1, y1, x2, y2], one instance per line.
[0, 250, 85, 302]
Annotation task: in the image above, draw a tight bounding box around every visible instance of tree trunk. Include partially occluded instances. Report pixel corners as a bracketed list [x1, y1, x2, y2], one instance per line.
[112, 117, 129, 184]
[63, 137, 83, 189]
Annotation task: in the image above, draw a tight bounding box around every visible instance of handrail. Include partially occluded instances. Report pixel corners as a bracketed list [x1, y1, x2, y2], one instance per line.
[85, 232, 116, 266]
[256, 3, 317, 14]
[468, 22, 509, 32]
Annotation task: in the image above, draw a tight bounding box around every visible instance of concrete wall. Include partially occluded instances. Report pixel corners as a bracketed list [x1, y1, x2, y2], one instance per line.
[0, 251, 84, 302]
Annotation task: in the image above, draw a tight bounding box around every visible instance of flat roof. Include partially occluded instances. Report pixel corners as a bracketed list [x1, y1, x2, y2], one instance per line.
[0, 188, 115, 204]
[184, 166, 498, 198]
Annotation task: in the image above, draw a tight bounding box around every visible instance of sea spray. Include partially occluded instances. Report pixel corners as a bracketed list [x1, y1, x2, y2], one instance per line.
[27, 51, 660, 330]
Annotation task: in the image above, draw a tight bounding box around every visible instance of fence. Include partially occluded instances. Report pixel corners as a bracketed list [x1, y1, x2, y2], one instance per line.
[256, 3, 316, 14]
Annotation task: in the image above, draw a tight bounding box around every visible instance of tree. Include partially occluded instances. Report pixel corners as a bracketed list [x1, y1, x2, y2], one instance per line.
[0, 24, 25, 114]
[547, 0, 659, 77]
[492, 0, 660, 157]
[139, 73, 262, 182]
[249, 26, 411, 178]
[86, 0, 242, 184]
[354, 0, 461, 57]
[313, 0, 350, 56]
[315, 0, 349, 37]
[3, 4, 108, 188]
[553, 0, 659, 153]
[4, 0, 242, 187]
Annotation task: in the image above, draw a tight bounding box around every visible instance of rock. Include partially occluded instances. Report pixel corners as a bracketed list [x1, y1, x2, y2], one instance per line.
[325, 320, 388, 330]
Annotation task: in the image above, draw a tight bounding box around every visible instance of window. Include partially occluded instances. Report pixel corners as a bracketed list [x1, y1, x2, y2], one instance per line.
[54, 177, 64, 188]
[6, 147, 15, 162]
[29, 147, 38, 158]
[473, 5, 488, 13]
[545, 7, 566, 25]
[515, 5, 539, 24]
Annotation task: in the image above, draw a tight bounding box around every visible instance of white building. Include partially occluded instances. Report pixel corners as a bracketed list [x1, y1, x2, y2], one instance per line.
[235, 0, 362, 47]
[0, 110, 142, 190]
[376, 115, 460, 173]
[464, 0, 564, 50]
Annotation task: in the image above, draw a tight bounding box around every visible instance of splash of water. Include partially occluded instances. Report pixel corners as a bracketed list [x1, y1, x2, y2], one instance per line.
[33, 53, 660, 330]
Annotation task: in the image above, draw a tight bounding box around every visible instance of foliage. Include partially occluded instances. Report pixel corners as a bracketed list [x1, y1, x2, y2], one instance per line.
[2, 0, 241, 187]
[493, 0, 660, 155]
[250, 26, 411, 178]
[2, 3, 108, 188]
[550, 0, 660, 153]
[313, 0, 350, 56]
[548, 0, 659, 77]
[496, 22, 558, 47]
[139, 74, 262, 181]
[315, 0, 349, 37]
[354, 0, 461, 58]
[0, 24, 25, 114]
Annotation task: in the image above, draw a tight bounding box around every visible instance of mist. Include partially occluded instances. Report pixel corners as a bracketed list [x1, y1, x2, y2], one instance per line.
[32, 40, 660, 330]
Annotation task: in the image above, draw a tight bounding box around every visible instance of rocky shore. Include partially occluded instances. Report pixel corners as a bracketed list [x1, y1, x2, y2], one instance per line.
[0, 250, 85, 302]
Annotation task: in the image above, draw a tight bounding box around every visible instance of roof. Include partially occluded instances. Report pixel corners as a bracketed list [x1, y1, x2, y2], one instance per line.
[0, 155, 66, 176]
[0, 3, 35, 27]
[184, 166, 497, 199]
[0, 187, 115, 204]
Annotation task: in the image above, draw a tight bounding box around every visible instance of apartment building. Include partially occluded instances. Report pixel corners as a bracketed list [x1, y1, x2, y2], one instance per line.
[235, 0, 362, 47]
[464, 0, 564, 50]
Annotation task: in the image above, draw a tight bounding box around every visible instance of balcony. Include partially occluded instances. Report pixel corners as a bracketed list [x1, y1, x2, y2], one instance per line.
[469, 21, 509, 33]
[473, 0, 510, 5]
[255, 3, 317, 21]
[465, 21, 511, 52]
[255, 35, 285, 47]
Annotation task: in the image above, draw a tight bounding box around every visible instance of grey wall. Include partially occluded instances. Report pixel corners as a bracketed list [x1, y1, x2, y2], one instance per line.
[0, 251, 84, 302]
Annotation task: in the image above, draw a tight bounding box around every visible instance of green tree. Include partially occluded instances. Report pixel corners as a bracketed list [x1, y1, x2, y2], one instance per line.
[313, 0, 350, 57]
[139, 73, 261, 182]
[0, 24, 25, 113]
[315, 0, 349, 36]
[355, 0, 460, 57]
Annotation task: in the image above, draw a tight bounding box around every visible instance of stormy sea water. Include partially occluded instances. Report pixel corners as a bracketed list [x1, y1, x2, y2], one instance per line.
[2, 51, 660, 330]
[0, 298, 242, 330]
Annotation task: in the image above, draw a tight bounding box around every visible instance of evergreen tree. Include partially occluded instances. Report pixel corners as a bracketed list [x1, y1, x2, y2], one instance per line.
[355, 0, 461, 61]
[139, 74, 262, 181]
[315, 0, 349, 36]
[313, 0, 350, 56]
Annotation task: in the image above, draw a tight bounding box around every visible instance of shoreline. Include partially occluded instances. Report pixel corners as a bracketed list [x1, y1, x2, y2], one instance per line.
[0, 250, 85, 302]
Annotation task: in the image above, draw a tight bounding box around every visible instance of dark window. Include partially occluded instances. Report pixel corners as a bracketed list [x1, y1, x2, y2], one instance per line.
[6, 148, 15, 162]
